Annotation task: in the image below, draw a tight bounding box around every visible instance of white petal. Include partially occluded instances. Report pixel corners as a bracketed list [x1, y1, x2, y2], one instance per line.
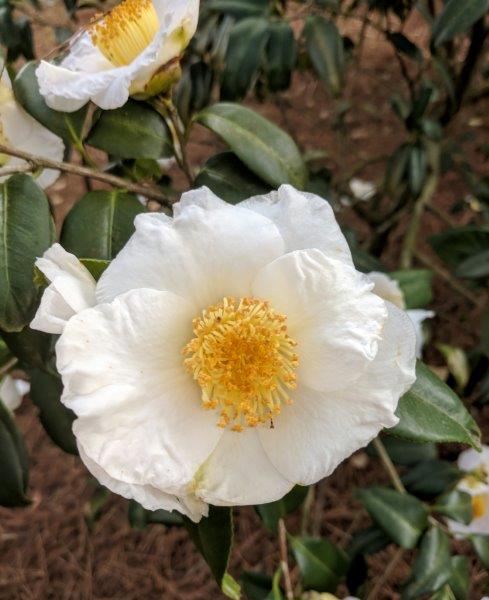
[194, 429, 293, 506]
[79, 446, 207, 522]
[241, 185, 353, 266]
[0, 376, 24, 412]
[368, 271, 405, 309]
[350, 178, 376, 201]
[258, 303, 416, 485]
[458, 446, 489, 472]
[96, 203, 285, 308]
[407, 309, 435, 358]
[57, 288, 222, 494]
[173, 186, 229, 216]
[252, 249, 387, 392]
[31, 244, 96, 334]
[0, 81, 65, 188]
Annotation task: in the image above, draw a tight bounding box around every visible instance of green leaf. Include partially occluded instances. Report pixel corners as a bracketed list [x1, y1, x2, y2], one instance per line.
[432, 0, 489, 46]
[447, 556, 469, 600]
[241, 571, 284, 600]
[13, 62, 88, 144]
[387, 32, 423, 62]
[401, 460, 460, 499]
[408, 144, 427, 197]
[0, 174, 55, 332]
[87, 100, 172, 159]
[436, 343, 470, 391]
[429, 226, 489, 269]
[265, 21, 297, 92]
[0, 327, 55, 372]
[390, 269, 433, 309]
[433, 491, 473, 525]
[183, 506, 240, 599]
[61, 190, 145, 260]
[220, 17, 270, 100]
[375, 435, 438, 466]
[196, 103, 307, 188]
[430, 586, 456, 600]
[79, 258, 110, 281]
[391, 361, 481, 449]
[470, 534, 489, 569]
[128, 500, 182, 530]
[206, 0, 269, 18]
[194, 151, 271, 203]
[290, 536, 348, 592]
[455, 249, 489, 279]
[0, 400, 29, 506]
[256, 485, 309, 532]
[347, 525, 390, 557]
[402, 527, 451, 599]
[29, 369, 77, 455]
[304, 15, 345, 97]
[357, 487, 428, 549]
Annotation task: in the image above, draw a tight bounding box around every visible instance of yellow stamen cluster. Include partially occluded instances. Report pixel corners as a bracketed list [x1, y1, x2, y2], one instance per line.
[472, 494, 487, 519]
[90, 0, 159, 67]
[183, 297, 299, 432]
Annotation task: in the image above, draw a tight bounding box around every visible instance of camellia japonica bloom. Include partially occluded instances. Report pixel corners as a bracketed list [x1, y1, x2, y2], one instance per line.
[31, 185, 417, 521]
[368, 272, 434, 358]
[448, 446, 489, 537]
[0, 64, 64, 188]
[36, 0, 199, 111]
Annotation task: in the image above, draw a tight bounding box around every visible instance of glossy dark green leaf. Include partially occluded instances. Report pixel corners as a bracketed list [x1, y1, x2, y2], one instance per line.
[265, 21, 297, 92]
[61, 190, 145, 260]
[351, 248, 386, 274]
[183, 506, 240, 599]
[470, 534, 489, 569]
[128, 500, 183, 530]
[357, 486, 428, 549]
[432, 0, 489, 46]
[87, 100, 172, 159]
[375, 435, 438, 466]
[402, 527, 451, 599]
[401, 460, 460, 499]
[0, 400, 29, 506]
[29, 369, 77, 455]
[13, 62, 88, 144]
[384, 143, 410, 198]
[206, 0, 269, 18]
[290, 536, 348, 592]
[0, 174, 55, 332]
[429, 226, 489, 268]
[256, 485, 309, 532]
[391, 361, 481, 449]
[0, 327, 55, 372]
[347, 525, 390, 557]
[433, 491, 473, 525]
[194, 151, 271, 203]
[196, 103, 307, 188]
[447, 555, 469, 600]
[390, 269, 433, 309]
[241, 571, 283, 600]
[455, 249, 489, 279]
[221, 17, 269, 100]
[304, 15, 345, 96]
[408, 145, 427, 197]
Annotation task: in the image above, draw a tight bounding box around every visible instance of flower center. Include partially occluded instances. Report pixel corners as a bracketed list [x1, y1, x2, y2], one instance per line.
[90, 0, 159, 67]
[472, 494, 488, 519]
[183, 297, 299, 432]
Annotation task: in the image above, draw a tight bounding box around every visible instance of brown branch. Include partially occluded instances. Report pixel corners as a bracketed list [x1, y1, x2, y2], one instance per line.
[278, 519, 294, 600]
[0, 143, 172, 207]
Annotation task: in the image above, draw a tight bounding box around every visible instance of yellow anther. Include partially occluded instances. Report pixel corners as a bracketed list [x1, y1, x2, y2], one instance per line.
[183, 297, 299, 432]
[90, 0, 159, 67]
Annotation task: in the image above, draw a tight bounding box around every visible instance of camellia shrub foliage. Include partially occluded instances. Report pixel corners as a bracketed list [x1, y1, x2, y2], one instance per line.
[0, 0, 488, 598]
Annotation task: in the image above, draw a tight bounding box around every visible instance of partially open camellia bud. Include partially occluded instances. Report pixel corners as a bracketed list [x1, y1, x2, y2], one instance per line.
[36, 0, 199, 111]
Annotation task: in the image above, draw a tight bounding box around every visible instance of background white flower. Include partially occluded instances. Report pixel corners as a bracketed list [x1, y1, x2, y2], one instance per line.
[36, 0, 199, 112]
[0, 65, 64, 188]
[448, 446, 489, 537]
[368, 271, 434, 358]
[32, 185, 416, 521]
[0, 375, 30, 412]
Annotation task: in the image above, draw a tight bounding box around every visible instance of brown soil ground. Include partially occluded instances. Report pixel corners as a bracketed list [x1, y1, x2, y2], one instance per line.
[0, 3, 488, 599]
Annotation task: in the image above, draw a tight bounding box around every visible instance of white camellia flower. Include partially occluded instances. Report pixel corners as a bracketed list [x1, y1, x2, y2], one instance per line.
[368, 272, 434, 358]
[0, 65, 64, 188]
[448, 446, 489, 537]
[0, 375, 30, 412]
[36, 0, 199, 112]
[31, 185, 417, 521]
